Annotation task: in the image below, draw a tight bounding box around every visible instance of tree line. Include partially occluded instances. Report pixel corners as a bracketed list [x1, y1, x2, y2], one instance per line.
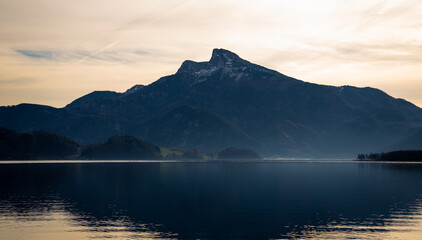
[356, 150, 422, 162]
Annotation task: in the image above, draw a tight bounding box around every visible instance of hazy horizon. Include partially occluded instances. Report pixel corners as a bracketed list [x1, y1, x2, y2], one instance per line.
[1, 0, 421, 107]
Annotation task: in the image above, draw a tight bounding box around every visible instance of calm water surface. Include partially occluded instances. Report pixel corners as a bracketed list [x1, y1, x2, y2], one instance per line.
[1, 161, 422, 239]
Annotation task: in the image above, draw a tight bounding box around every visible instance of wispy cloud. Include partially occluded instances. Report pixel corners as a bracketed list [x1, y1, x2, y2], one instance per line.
[266, 40, 422, 67]
[15, 50, 54, 59]
[352, 0, 422, 33]
[15, 49, 151, 64]
[75, 0, 193, 64]
[0, 77, 35, 85]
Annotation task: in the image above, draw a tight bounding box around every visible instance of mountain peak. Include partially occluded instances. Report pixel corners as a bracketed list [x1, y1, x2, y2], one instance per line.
[210, 48, 243, 65]
[177, 49, 248, 74]
[176, 60, 201, 74]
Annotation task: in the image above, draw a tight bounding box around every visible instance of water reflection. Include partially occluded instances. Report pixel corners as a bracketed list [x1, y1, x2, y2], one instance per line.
[0, 195, 176, 240]
[293, 200, 422, 239]
[0, 162, 422, 239]
[0, 207, 176, 240]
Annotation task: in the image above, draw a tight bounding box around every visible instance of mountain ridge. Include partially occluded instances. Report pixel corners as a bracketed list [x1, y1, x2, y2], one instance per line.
[1, 48, 421, 157]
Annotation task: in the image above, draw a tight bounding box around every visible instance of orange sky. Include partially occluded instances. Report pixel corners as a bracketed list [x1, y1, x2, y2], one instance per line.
[0, 0, 421, 107]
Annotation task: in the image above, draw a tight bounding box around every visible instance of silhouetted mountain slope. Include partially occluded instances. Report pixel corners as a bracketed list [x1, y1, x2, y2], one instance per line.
[1, 48, 421, 156]
[66, 91, 122, 110]
[0, 104, 62, 131]
[383, 128, 422, 151]
[336, 86, 422, 122]
[0, 103, 127, 144]
[137, 105, 262, 151]
[124, 84, 144, 95]
[218, 147, 261, 160]
[0, 127, 80, 160]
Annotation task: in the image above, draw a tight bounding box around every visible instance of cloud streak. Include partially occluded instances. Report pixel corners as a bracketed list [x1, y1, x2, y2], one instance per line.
[0, 77, 35, 85]
[75, 0, 193, 64]
[15, 48, 151, 64]
[15, 50, 54, 59]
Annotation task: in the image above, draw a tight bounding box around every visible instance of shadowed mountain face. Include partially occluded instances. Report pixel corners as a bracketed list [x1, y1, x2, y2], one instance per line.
[383, 128, 422, 152]
[1, 49, 421, 157]
[136, 105, 261, 152]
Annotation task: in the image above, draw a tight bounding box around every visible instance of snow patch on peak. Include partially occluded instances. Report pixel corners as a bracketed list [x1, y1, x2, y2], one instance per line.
[124, 84, 144, 95]
[190, 67, 218, 86]
[194, 66, 218, 77]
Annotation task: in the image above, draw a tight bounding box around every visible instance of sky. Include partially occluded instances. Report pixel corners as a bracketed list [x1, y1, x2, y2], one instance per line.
[0, 0, 421, 107]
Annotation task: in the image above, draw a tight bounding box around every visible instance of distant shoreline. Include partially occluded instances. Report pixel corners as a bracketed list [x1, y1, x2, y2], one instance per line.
[356, 150, 422, 162]
[5, 159, 422, 165]
[0, 127, 261, 161]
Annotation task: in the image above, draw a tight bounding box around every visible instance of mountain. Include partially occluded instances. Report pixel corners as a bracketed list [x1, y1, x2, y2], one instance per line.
[383, 128, 422, 152]
[137, 105, 262, 151]
[1, 48, 421, 157]
[0, 127, 80, 160]
[218, 147, 261, 160]
[66, 90, 122, 110]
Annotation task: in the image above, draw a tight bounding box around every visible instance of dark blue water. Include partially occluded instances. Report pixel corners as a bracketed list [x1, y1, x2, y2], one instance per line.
[1, 161, 422, 239]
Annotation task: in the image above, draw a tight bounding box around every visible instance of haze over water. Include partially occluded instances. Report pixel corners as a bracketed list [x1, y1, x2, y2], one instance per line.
[1, 161, 422, 239]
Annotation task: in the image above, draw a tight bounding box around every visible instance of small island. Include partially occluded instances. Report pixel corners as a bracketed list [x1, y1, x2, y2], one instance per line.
[356, 150, 422, 162]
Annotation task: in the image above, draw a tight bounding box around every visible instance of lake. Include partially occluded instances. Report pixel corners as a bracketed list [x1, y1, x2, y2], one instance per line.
[1, 160, 422, 239]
